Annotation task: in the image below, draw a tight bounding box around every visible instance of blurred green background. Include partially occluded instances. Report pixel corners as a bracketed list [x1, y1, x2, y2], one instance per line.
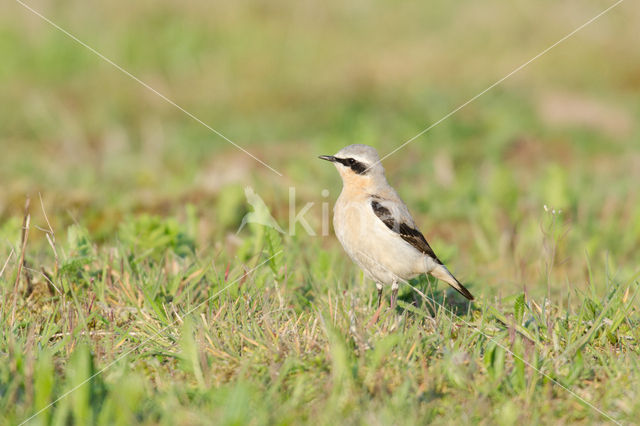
[2, 0, 640, 424]
[3, 0, 638, 298]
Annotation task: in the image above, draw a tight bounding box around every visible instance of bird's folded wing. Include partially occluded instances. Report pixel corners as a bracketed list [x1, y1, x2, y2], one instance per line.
[370, 198, 443, 265]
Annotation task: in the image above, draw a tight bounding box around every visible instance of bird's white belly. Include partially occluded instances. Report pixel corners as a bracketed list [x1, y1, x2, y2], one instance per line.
[333, 197, 425, 285]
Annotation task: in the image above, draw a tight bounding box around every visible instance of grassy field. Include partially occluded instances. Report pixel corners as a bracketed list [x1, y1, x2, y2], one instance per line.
[2, 0, 640, 424]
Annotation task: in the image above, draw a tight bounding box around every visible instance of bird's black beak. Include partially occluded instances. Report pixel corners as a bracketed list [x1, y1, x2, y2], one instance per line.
[318, 155, 337, 162]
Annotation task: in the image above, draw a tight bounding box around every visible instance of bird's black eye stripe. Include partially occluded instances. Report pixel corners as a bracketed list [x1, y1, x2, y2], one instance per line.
[336, 157, 368, 174]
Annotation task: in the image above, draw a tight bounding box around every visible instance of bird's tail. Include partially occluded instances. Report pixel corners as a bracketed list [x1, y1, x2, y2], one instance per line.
[429, 265, 474, 301]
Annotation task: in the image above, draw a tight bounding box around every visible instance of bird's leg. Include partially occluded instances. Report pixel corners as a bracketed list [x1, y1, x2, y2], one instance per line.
[390, 280, 399, 309]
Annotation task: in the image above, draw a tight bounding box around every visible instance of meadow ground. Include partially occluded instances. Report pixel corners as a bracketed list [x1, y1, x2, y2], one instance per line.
[1, 0, 640, 424]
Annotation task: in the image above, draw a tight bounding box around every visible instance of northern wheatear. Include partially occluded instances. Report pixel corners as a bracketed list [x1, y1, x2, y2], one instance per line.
[319, 144, 474, 309]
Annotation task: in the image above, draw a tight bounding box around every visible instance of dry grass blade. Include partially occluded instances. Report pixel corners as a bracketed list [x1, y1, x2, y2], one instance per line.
[10, 197, 31, 327]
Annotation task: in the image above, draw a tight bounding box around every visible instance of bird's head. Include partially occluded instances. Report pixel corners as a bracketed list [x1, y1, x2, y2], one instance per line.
[319, 144, 385, 187]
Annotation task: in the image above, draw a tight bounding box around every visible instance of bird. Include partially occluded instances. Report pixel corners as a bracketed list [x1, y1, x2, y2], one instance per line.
[319, 144, 474, 311]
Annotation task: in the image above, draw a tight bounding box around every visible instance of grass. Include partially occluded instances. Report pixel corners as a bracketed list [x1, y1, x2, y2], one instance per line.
[2, 0, 640, 424]
[2, 212, 639, 425]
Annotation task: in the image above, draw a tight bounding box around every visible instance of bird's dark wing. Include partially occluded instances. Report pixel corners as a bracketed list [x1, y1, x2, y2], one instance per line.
[370, 198, 443, 265]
